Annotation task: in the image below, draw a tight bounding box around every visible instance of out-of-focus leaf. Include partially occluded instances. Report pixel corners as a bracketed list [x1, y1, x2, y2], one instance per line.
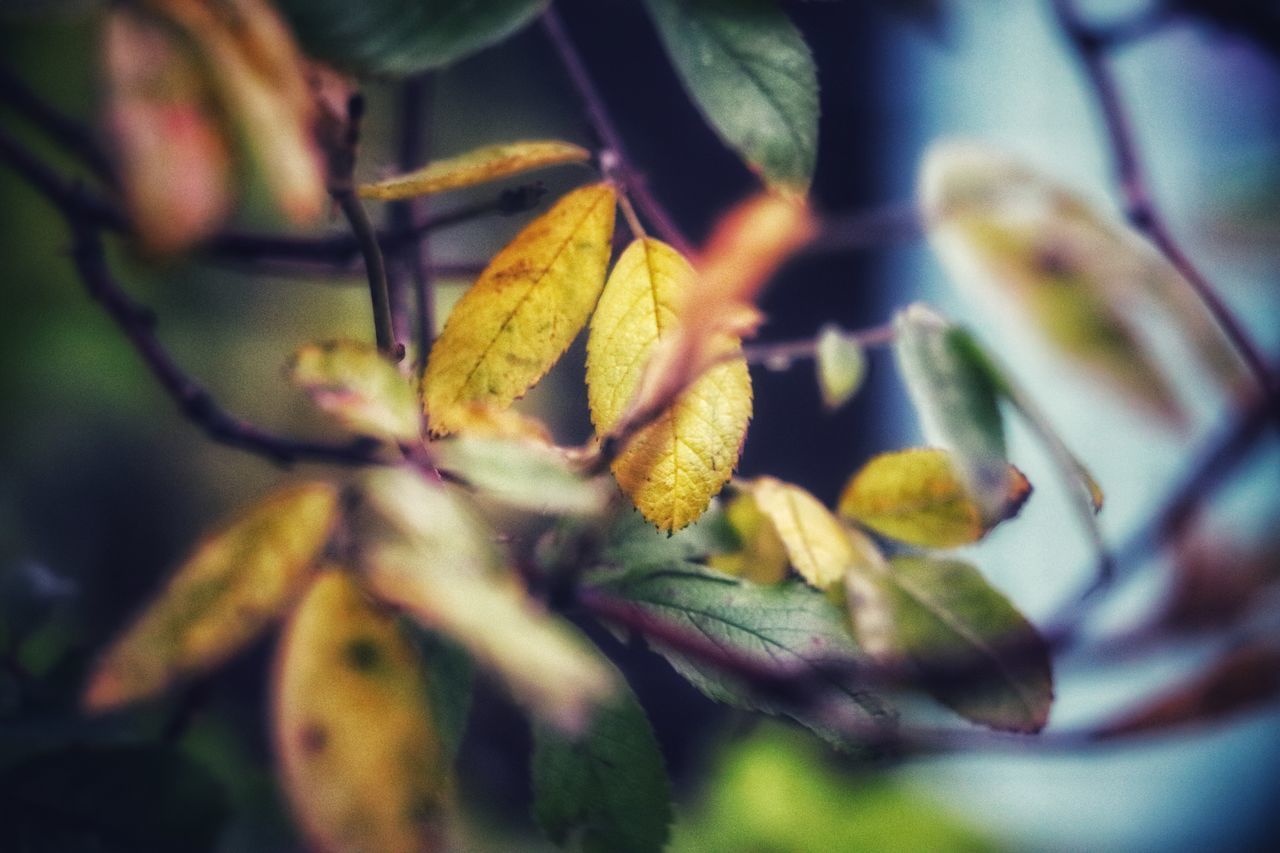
[442, 402, 555, 444]
[602, 501, 740, 569]
[921, 141, 1249, 421]
[274, 571, 453, 853]
[590, 563, 895, 752]
[358, 468, 617, 733]
[288, 339, 419, 443]
[846, 555, 1053, 733]
[360, 140, 590, 200]
[751, 476, 877, 591]
[531, 651, 672, 853]
[415, 631, 474, 760]
[0, 745, 229, 853]
[424, 183, 616, 436]
[838, 448, 1031, 549]
[275, 0, 547, 77]
[156, 0, 326, 223]
[103, 7, 233, 254]
[644, 0, 818, 192]
[588, 238, 752, 531]
[84, 483, 338, 712]
[671, 727, 1000, 853]
[435, 435, 612, 516]
[616, 195, 811, 448]
[1098, 644, 1280, 739]
[707, 491, 790, 584]
[815, 324, 867, 410]
[894, 304, 1008, 522]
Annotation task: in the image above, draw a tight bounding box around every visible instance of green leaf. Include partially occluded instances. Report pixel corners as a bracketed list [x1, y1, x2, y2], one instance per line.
[415, 630, 475, 760]
[894, 304, 1009, 521]
[532, 656, 672, 853]
[0, 745, 229, 853]
[671, 726, 1001, 853]
[288, 339, 419, 443]
[814, 324, 867, 410]
[590, 563, 894, 751]
[845, 555, 1053, 733]
[601, 502, 741, 569]
[644, 0, 819, 192]
[435, 435, 613, 516]
[275, 0, 547, 77]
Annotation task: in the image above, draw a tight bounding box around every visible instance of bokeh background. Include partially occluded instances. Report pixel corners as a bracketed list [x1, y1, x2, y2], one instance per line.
[2, 0, 1278, 850]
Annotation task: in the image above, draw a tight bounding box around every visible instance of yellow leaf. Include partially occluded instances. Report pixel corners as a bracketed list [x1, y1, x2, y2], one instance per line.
[815, 324, 867, 410]
[84, 483, 338, 712]
[424, 183, 617, 436]
[618, 194, 814, 433]
[443, 402, 554, 445]
[288, 340, 419, 443]
[275, 571, 453, 853]
[838, 448, 1031, 549]
[750, 477, 876, 591]
[707, 492, 790, 584]
[358, 468, 616, 732]
[360, 140, 591, 201]
[588, 238, 752, 531]
[104, 8, 234, 254]
[921, 141, 1244, 423]
[155, 0, 326, 223]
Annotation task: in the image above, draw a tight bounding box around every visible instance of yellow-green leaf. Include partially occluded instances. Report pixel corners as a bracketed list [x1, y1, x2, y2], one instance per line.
[358, 468, 617, 732]
[359, 140, 591, 201]
[434, 436, 612, 516]
[921, 141, 1215, 423]
[274, 570, 453, 853]
[84, 482, 338, 712]
[815, 324, 867, 410]
[838, 448, 1031, 549]
[288, 339, 419, 443]
[424, 183, 617, 436]
[749, 476, 878, 591]
[587, 238, 752, 531]
[706, 492, 790, 584]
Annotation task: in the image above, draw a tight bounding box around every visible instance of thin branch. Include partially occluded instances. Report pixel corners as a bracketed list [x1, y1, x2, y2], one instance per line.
[743, 321, 897, 368]
[388, 74, 438, 370]
[1052, 0, 1273, 398]
[807, 201, 923, 255]
[541, 5, 694, 257]
[0, 61, 116, 185]
[69, 222, 385, 467]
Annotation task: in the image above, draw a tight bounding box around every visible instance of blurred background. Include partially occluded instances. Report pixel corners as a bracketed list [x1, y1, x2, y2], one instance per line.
[2, 0, 1278, 850]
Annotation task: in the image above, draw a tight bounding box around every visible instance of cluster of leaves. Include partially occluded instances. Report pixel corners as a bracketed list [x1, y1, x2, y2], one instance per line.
[7, 0, 1276, 851]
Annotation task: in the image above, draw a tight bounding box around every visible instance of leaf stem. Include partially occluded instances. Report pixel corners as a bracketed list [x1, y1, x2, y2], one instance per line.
[388, 74, 438, 371]
[541, 5, 694, 257]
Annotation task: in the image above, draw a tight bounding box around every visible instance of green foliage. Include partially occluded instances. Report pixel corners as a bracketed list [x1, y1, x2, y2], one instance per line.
[532, 660, 673, 853]
[275, 0, 547, 77]
[644, 0, 819, 192]
[590, 562, 895, 751]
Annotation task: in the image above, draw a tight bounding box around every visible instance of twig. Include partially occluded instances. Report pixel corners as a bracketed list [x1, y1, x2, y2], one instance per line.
[743, 322, 896, 367]
[1052, 0, 1273, 398]
[0, 61, 116, 185]
[69, 222, 385, 467]
[807, 201, 923, 255]
[541, 5, 694, 257]
[388, 74, 438, 370]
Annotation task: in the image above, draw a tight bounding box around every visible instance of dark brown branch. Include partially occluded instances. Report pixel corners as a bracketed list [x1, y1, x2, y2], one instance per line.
[69, 222, 385, 468]
[541, 5, 694, 257]
[1052, 0, 1273, 398]
[0, 61, 116, 186]
[388, 75, 438, 369]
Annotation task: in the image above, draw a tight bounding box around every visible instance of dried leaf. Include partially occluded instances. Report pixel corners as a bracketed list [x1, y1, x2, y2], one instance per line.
[288, 339, 419, 443]
[358, 468, 616, 732]
[921, 141, 1210, 423]
[1098, 644, 1280, 739]
[84, 483, 338, 712]
[847, 555, 1054, 733]
[360, 140, 590, 200]
[588, 238, 752, 531]
[274, 571, 453, 853]
[424, 183, 617, 436]
[155, 0, 326, 223]
[103, 8, 233, 254]
[838, 448, 1031, 549]
[894, 304, 1008, 522]
[815, 324, 867, 410]
[644, 0, 819, 193]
